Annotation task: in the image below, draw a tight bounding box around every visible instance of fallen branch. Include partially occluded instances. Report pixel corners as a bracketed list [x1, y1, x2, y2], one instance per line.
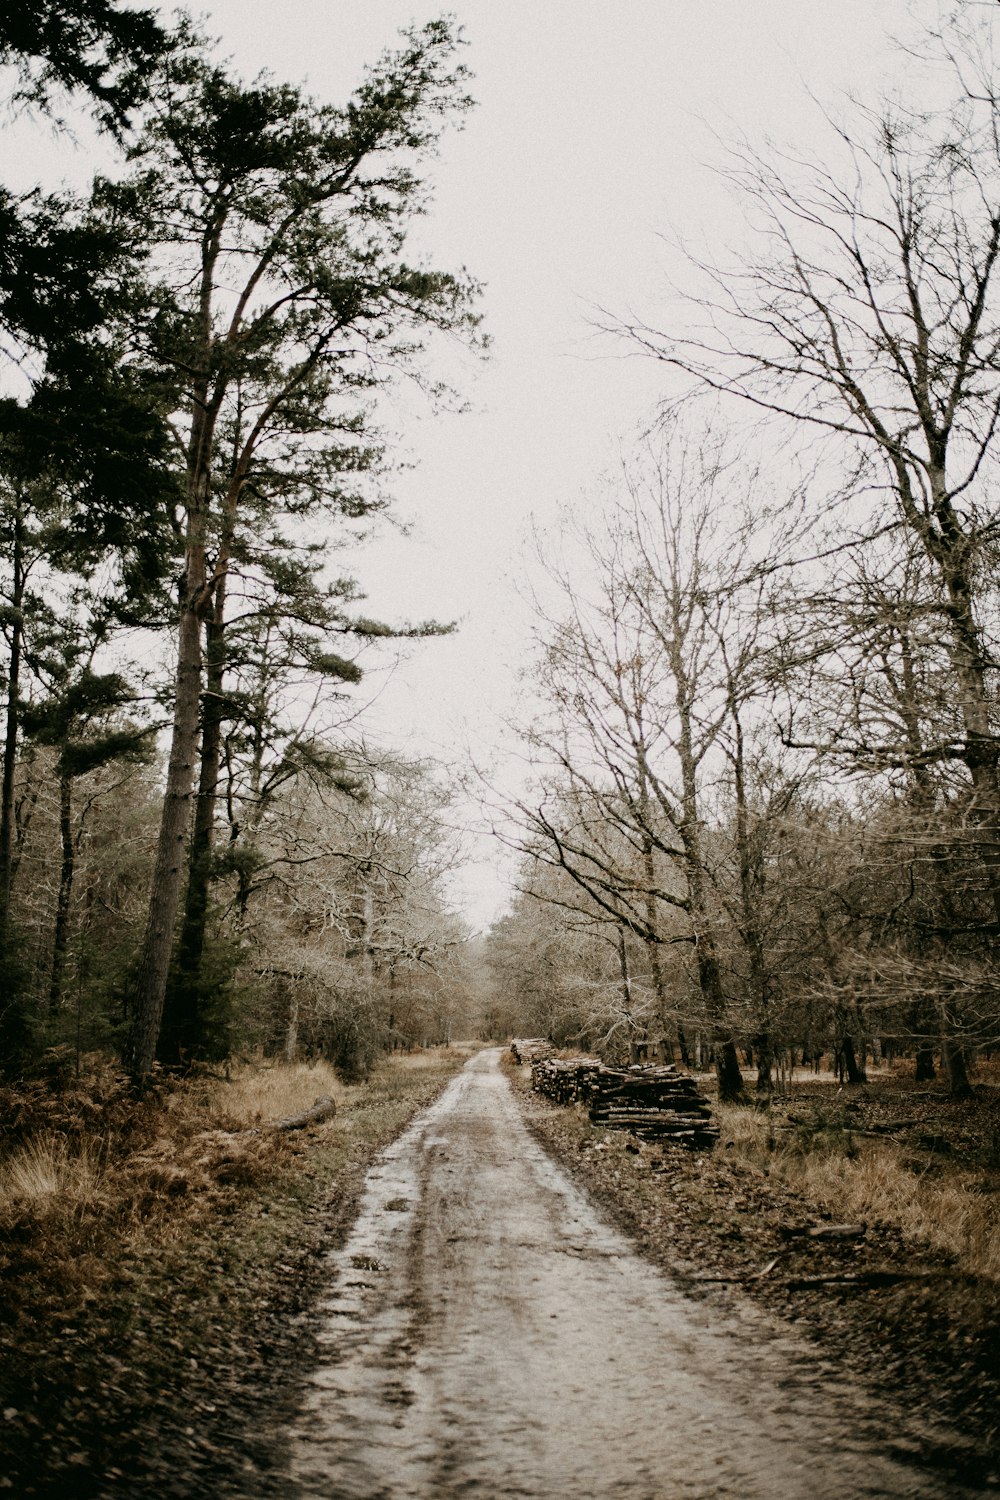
[779, 1222, 868, 1242]
[687, 1268, 953, 1290]
[783, 1271, 941, 1290]
[262, 1095, 337, 1132]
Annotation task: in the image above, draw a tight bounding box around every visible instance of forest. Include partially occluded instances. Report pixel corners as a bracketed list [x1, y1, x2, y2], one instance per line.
[5, 0, 1000, 1110]
[6, 4, 1000, 1108]
[3, 4, 1000, 1495]
[489, 12, 1000, 1108]
[0, 2, 484, 1084]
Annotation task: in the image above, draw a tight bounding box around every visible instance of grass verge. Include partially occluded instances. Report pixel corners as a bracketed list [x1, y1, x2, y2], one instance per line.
[714, 1096, 1000, 1280]
[507, 1055, 1000, 1481]
[0, 1045, 475, 1498]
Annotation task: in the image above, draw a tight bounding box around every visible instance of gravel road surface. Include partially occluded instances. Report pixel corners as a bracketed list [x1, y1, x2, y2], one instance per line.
[291, 1048, 981, 1499]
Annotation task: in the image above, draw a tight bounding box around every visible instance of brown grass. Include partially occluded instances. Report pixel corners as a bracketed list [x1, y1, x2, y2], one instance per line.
[0, 1046, 474, 1243]
[715, 1101, 1000, 1279]
[0, 1043, 476, 1497]
[0, 1131, 106, 1218]
[170, 1057, 345, 1130]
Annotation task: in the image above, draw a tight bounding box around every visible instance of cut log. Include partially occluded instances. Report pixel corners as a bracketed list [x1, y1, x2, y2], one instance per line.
[807, 1223, 867, 1241]
[512, 1038, 554, 1065]
[529, 1053, 717, 1149]
[263, 1094, 337, 1132]
[781, 1222, 868, 1241]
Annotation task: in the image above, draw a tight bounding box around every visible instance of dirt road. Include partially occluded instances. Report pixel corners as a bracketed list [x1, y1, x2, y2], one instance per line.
[291, 1049, 982, 1498]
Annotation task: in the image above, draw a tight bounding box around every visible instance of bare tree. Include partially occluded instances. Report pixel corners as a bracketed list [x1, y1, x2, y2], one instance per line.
[506, 432, 810, 1098]
[617, 20, 1000, 931]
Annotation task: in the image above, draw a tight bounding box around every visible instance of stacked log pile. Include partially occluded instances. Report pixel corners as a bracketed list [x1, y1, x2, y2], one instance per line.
[531, 1056, 718, 1149]
[530, 1056, 602, 1104]
[509, 1038, 554, 1065]
[587, 1063, 718, 1147]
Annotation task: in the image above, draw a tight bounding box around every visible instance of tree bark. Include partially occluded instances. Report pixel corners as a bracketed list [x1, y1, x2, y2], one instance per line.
[123, 553, 206, 1081]
[837, 1032, 866, 1086]
[124, 208, 219, 1082]
[914, 1045, 936, 1082]
[162, 598, 227, 1062]
[0, 501, 24, 930]
[939, 999, 972, 1098]
[48, 772, 74, 1014]
[685, 839, 743, 1101]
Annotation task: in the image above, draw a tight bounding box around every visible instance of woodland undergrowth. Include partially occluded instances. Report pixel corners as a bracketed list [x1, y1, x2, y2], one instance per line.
[714, 1071, 1000, 1281]
[0, 1045, 473, 1498]
[510, 1053, 1000, 1470]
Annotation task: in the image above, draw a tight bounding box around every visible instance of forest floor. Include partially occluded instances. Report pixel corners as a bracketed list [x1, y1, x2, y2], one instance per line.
[288, 1047, 977, 1499]
[0, 1044, 476, 1499]
[510, 1058, 1000, 1488]
[4, 1045, 998, 1495]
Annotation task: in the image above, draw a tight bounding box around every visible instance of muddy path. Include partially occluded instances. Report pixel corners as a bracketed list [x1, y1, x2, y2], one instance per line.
[291, 1049, 983, 1499]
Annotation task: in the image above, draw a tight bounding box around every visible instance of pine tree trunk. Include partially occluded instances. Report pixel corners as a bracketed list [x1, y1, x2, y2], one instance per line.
[0, 504, 24, 930]
[162, 603, 227, 1062]
[123, 576, 205, 1082]
[124, 230, 218, 1083]
[48, 772, 74, 1014]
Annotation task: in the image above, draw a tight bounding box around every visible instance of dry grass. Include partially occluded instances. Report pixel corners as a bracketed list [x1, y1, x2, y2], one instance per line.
[0, 1131, 106, 1218]
[0, 1046, 475, 1240]
[0, 1044, 475, 1497]
[0, 1043, 472, 1328]
[167, 1046, 475, 1132]
[171, 1058, 345, 1131]
[385, 1044, 476, 1072]
[716, 1102, 1000, 1279]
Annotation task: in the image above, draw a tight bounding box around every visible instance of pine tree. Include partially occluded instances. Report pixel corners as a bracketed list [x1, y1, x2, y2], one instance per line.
[112, 23, 481, 1080]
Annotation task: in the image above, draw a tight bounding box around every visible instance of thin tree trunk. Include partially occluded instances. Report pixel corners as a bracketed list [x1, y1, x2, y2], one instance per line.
[163, 599, 228, 1062]
[48, 772, 74, 1014]
[285, 983, 299, 1063]
[684, 831, 743, 1100]
[616, 923, 637, 1048]
[637, 769, 673, 1059]
[0, 502, 24, 930]
[670, 624, 744, 1101]
[925, 462, 1000, 926]
[730, 695, 774, 1093]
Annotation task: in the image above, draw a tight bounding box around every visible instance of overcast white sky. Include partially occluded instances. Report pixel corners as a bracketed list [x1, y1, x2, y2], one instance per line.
[12, 1, 955, 926]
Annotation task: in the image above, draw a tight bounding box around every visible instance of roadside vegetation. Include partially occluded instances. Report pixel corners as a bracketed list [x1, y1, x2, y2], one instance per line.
[0, 1044, 474, 1498]
[714, 1080, 1000, 1283]
[0, 4, 483, 1091]
[508, 1052, 1000, 1481]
